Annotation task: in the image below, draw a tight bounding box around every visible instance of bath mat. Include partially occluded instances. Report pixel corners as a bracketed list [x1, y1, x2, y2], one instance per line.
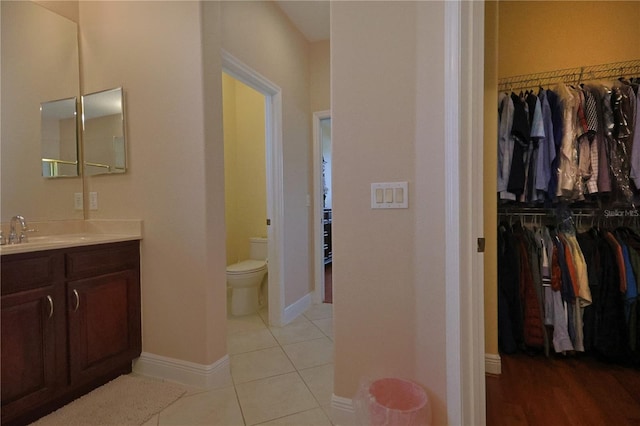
[32, 374, 187, 425]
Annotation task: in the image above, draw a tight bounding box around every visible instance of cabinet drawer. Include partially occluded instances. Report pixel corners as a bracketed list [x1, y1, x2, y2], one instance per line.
[66, 241, 140, 279]
[1, 252, 64, 295]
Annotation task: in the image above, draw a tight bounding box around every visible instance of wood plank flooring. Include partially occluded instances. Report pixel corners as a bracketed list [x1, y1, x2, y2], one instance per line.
[324, 263, 332, 304]
[486, 353, 640, 426]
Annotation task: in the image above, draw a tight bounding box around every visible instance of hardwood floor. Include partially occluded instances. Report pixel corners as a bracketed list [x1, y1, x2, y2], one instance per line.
[324, 263, 332, 304]
[486, 353, 640, 425]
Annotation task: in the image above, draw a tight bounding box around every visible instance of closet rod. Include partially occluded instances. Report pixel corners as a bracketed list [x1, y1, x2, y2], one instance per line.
[498, 212, 598, 218]
[498, 206, 600, 217]
[498, 59, 640, 92]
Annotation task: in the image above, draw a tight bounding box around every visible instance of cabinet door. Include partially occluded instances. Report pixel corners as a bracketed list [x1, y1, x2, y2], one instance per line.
[1, 286, 64, 421]
[67, 269, 141, 385]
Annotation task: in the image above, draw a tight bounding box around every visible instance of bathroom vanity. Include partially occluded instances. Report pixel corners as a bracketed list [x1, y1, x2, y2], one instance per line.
[1, 238, 141, 425]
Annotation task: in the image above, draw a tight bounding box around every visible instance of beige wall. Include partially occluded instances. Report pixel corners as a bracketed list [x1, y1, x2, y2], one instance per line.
[222, 73, 268, 265]
[221, 1, 313, 306]
[78, 0, 315, 364]
[310, 40, 331, 114]
[484, 0, 640, 359]
[332, 2, 448, 423]
[79, 1, 227, 364]
[34, 0, 78, 23]
[1, 1, 83, 222]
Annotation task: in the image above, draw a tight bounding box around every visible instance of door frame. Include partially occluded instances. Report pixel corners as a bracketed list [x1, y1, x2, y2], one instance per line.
[444, 1, 486, 424]
[313, 110, 331, 304]
[221, 50, 285, 326]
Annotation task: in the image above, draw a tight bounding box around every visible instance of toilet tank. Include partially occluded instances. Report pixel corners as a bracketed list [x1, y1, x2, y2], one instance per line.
[249, 237, 268, 260]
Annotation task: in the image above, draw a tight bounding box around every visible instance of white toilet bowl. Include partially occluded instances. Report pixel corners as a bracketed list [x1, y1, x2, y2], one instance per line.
[227, 238, 268, 316]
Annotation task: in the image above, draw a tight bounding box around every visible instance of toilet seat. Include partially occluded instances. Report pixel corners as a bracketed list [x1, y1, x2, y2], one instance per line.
[227, 259, 266, 275]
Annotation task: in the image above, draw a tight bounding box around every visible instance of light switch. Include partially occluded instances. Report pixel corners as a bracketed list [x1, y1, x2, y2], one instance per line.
[371, 182, 409, 209]
[395, 187, 404, 203]
[376, 188, 384, 203]
[384, 188, 393, 203]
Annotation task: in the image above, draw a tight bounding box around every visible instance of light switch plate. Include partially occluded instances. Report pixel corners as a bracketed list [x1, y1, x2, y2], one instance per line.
[74, 192, 83, 210]
[89, 192, 98, 210]
[371, 182, 408, 209]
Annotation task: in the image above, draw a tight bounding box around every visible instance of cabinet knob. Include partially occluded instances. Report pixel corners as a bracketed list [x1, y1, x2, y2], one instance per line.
[46, 295, 54, 319]
[72, 289, 80, 312]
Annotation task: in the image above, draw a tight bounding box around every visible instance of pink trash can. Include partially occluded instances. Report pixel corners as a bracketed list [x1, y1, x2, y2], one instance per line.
[355, 378, 431, 426]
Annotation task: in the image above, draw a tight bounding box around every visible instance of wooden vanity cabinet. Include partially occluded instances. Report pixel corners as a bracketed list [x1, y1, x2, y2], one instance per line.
[65, 242, 141, 387]
[1, 240, 141, 426]
[1, 252, 66, 424]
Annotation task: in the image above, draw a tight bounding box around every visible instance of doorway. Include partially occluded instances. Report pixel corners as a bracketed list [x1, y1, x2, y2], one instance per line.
[222, 71, 267, 313]
[222, 51, 286, 326]
[313, 111, 332, 304]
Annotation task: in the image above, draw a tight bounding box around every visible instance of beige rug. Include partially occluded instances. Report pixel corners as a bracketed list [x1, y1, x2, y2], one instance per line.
[32, 375, 187, 425]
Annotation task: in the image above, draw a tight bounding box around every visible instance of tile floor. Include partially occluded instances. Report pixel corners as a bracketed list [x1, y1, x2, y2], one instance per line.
[143, 303, 335, 426]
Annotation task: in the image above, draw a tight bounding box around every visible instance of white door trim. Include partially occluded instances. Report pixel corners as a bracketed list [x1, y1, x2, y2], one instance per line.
[221, 50, 285, 326]
[313, 110, 330, 304]
[444, 1, 485, 425]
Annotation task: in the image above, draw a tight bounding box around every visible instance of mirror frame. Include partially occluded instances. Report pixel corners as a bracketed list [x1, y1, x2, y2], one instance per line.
[81, 87, 127, 176]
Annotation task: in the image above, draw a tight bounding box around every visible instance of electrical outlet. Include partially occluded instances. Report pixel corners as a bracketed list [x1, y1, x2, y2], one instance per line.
[74, 192, 83, 210]
[89, 192, 98, 210]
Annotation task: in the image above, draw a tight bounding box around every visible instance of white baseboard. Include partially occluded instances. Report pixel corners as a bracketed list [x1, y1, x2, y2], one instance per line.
[133, 352, 233, 389]
[331, 394, 356, 426]
[485, 353, 502, 375]
[282, 292, 313, 325]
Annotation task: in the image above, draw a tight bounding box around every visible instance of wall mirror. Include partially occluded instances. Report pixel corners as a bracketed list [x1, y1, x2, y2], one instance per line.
[82, 87, 127, 176]
[41, 97, 79, 178]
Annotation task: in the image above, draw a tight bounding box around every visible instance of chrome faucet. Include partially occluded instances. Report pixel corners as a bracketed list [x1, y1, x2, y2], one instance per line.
[9, 215, 31, 244]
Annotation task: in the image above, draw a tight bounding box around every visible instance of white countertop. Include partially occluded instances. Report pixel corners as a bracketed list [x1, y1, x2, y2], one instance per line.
[0, 233, 141, 255]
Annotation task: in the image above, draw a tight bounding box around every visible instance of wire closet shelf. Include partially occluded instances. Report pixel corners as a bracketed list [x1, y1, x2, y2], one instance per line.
[498, 59, 640, 93]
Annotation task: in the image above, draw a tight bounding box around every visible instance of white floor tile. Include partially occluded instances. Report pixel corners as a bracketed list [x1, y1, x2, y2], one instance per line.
[158, 386, 244, 425]
[258, 307, 269, 324]
[282, 337, 334, 370]
[269, 320, 325, 345]
[227, 313, 268, 335]
[299, 363, 334, 406]
[255, 407, 332, 426]
[141, 413, 159, 426]
[303, 303, 333, 321]
[312, 318, 334, 339]
[236, 372, 318, 426]
[228, 328, 279, 355]
[321, 403, 340, 426]
[231, 347, 295, 384]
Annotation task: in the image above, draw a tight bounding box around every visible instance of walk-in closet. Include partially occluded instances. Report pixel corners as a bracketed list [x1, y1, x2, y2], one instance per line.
[485, 2, 640, 424]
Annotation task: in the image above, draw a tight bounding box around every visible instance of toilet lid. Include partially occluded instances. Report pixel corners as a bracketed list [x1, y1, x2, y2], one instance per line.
[227, 259, 266, 274]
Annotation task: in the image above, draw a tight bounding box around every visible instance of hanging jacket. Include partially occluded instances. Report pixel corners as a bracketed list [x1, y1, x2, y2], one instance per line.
[514, 229, 545, 349]
[498, 223, 523, 353]
[577, 230, 600, 353]
[593, 231, 628, 363]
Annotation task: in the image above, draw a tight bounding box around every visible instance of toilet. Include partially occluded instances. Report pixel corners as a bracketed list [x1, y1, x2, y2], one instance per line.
[226, 237, 268, 316]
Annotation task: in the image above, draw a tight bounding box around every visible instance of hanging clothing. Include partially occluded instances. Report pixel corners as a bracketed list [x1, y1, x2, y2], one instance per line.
[498, 93, 517, 201]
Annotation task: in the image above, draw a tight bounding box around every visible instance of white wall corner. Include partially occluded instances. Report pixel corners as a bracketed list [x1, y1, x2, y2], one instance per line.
[485, 353, 502, 375]
[282, 292, 313, 325]
[331, 394, 356, 426]
[133, 352, 232, 390]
